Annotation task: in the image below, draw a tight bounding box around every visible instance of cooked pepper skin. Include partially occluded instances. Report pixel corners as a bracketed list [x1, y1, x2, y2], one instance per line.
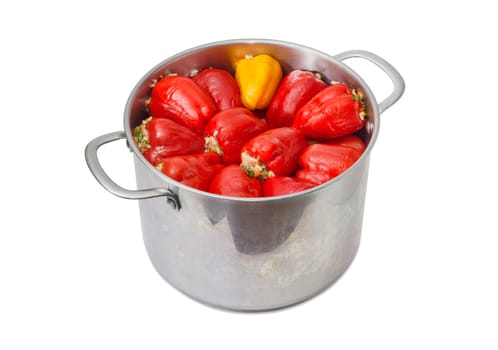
[134, 117, 205, 166]
[240, 127, 308, 179]
[322, 134, 366, 152]
[156, 152, 223, 191]
[208, 165, 263, 197]
[295, 143, 363, 185]
[262, 176, 314, 197]
[266, 70, 327, 129]
[235, 54, 283, 110]
[292, 84, 366, 140]
[192, 68, 242, 111]
[203, 107, 268, 165]
[148, 75, 218, 134]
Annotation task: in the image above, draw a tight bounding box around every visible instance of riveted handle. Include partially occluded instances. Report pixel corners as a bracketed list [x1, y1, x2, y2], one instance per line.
[84, 131, 181, 210]
[334, 50, 405, 114]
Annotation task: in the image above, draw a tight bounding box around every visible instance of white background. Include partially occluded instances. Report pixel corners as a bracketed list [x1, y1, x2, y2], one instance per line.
[1, 1, 497, 349]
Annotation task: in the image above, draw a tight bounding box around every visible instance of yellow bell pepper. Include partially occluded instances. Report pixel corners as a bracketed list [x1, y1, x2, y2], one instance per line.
[235, 54, 283, 110]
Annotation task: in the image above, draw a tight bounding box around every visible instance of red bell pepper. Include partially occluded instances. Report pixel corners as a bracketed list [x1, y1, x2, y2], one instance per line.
[133, 117, 205, 165]
[147, 75, 218, 134]
[292, 83, 367, 140]
[204, 107, 268, 165]
[240, 127, 308, 179]
[295, 143, 363, 185]
[266, 69, 327, 129]
[208, 165, 263, 197]
[323, 134, 366, 153]
[156, 152, 223, 191]
[263, 176, 315, 197]
[191, 68, 242, 111]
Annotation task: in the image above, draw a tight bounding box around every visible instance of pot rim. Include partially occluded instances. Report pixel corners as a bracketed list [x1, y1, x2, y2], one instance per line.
[123, 38, 380, 202]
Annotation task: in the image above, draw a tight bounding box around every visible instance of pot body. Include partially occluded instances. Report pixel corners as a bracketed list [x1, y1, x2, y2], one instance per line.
[86, 39, 404, 311]
[134, 151, 369, 310]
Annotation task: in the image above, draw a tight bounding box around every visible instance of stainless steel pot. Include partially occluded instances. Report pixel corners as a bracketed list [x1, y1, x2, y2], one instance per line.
[85, 39, 404, 311]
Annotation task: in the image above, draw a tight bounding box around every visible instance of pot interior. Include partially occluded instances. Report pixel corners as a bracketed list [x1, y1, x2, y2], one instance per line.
[124, 39, 379, 199]
[125, 39, 378, 152]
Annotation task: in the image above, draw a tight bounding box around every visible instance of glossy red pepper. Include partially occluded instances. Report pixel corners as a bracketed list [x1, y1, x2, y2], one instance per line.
[266, 70, 327, 129]
[323, 134, 366, 152]
[204, 107, 268, 165]
[147, 75, 217, 134]
[240, 127, 308, 179]
[133, 117, 205, 165]
[191, 68, 242, 111]
[262, 176, 315, 197]
[292, 83, 367, 140]
[295, 143, 363, 185]
[208, 165, 263, 197]
[156, 152, 223, 191]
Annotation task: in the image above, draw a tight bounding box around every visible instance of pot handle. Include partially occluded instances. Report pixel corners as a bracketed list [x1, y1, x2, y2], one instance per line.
[333, 50, 405, 114]
[84, 131, 181, 210]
